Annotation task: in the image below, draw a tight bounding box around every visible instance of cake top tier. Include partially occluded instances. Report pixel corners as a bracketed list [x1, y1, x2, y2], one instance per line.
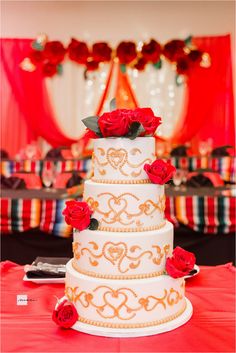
[92, 137, 156, 184]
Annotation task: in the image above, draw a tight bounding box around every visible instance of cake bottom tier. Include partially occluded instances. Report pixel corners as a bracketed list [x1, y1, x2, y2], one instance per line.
[65, 259, 192, 336]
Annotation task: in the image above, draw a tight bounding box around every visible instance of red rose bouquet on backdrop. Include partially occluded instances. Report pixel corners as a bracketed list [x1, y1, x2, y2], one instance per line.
[52, 299, 78, 328]
[166, 247, 196, 278]
[43, 41, 66, 65]
[116, 41, 137, 64]
[82, 104, 162, 139]
[144, 159, 176, 184]
[62, 200, 98, 231]
[67, 38, 89, 64]
[141, 39, 161, 64]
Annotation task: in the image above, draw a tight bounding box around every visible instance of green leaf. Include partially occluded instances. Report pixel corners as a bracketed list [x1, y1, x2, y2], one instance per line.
[89, 218, 99, 230]
[184, 35, 192, 46]
[82, 116, 101, 135]
[120, 64, 126, 74]
[153, 59, 162, 69]
[57, 64, 63, 75]
[32, 41, 44, 51]
[109, 98, 116, 111]
[127, 122, 145, 140]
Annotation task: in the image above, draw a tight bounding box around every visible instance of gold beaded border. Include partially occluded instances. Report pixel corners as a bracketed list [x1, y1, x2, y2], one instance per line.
[92, 178, 151, 184]
[72, 260, 164, 280]
[98, 221, 166, 233]
[78, 300, 187, 329]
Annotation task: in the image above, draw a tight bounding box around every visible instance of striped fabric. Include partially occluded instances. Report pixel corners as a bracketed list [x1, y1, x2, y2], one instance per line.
[165, 196, 236, 234]
[0, 159, 92, 177]
[0, 198, 41, 233]
[1, 195, 235, 236]
[169, 157, 236, 183]
[40, 199, 72, 237]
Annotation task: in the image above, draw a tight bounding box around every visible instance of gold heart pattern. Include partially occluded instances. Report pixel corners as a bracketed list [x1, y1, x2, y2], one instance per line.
[107, 148, 128, 169]
[65, 285, 183, 320]
[73, 241, 170, 274]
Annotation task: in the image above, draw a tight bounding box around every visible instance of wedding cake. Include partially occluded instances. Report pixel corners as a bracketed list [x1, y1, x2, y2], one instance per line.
[53, 107, 195, 337]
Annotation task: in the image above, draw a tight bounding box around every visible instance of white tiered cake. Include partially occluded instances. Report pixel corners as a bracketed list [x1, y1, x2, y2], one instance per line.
[64, 136, 193, 337]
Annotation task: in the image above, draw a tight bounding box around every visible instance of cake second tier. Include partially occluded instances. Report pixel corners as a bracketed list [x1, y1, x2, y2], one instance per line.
[83, 180, 166, 232]
[72, 221, 173, 279]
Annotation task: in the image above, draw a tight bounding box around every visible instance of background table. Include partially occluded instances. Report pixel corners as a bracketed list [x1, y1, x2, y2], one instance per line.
[1, 261, 235, 352]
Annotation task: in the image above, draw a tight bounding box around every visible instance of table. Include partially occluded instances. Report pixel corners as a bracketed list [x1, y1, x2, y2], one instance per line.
[1, 261, 235, 352]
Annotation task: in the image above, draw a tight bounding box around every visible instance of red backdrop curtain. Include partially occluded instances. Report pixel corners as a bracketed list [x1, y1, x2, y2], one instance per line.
[0, 38, 77, 157]
[171, 34, 235, 151]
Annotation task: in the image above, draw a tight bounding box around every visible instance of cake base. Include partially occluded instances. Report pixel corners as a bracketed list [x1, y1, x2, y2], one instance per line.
[71, 298, 192, 338]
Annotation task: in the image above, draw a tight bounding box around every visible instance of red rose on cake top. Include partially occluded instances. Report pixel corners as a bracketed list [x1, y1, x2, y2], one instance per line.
[144, 159, 176, 184]
[82, 106, 162, 139]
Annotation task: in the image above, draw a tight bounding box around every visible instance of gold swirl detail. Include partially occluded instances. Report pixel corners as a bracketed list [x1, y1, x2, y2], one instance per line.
[72, 261, 164, 279]
[86, 193, 165, 228]
[94, 147, 154, 178]
[73, 241, 171, 274]
[77, 301, 187, 328]
[65, 285, 185, 321]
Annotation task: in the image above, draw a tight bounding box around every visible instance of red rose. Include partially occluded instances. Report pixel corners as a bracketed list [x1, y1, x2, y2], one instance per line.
[134, 57, 147, 71]
[62, 200, 92, 231]
[67, 38, 89, 64]
[144, 159, 176, 184]
[141, 39, 161, 63]
[92, 42, 112, 62]
[163, 39, 185, 62]
[166, 247, 196, 278]
[42, 62, 57, 77]
[84, 128, 98, 139]
[29, 50, 44, 64]
[86, 59, 99, 71]
[43, 41, 66, 65]
[130, 108, 162, 136]
[188, 50, 202, 64]
[52, 299, 78, 329]
[116, 41, 137, 64]
[98, 109, 131, 137]
[176, 57, 190, 75]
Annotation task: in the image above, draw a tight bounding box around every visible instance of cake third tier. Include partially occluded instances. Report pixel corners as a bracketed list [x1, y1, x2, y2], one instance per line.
[84, 180, 166, 232]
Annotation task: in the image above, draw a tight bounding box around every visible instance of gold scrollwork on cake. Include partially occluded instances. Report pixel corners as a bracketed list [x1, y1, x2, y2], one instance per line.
[85, 192, 165, 227]
[94, 147, 153, 178]
[73, 241, 171, 274]
[65, 285, 184, 321]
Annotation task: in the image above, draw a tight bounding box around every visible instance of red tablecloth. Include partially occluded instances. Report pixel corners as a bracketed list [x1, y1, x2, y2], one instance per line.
[1, 261, 235, 352]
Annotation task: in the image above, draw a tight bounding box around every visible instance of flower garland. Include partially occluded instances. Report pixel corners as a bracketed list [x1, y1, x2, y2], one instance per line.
[21, 34, 211, 80]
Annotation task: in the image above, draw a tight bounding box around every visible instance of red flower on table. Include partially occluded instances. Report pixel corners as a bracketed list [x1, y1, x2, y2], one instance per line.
[130, 108, 161, 136]
[98, 109, 131, 137]
[62, 200, 93, 231]
[141, 39, 161, 63]
[52, 299, 78, 329]
[166, 247, 196, 278]
[92, 42, 112, 62]
[116, 41, 137, 64]
[67, 38, 90, 64]
[43, 41, 66, 65]
[163, 39, 186, 62]
[42, 62, 58, 77]
[144, 159, 176, 184]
